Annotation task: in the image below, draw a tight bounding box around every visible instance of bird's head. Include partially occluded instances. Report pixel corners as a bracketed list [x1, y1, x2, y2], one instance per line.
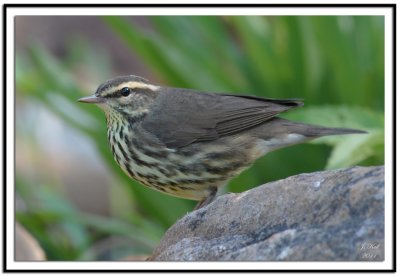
[78, 75, 159, 120]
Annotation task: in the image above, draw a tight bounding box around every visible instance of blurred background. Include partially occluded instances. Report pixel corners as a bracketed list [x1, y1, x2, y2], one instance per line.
[15, 16, 384, 260]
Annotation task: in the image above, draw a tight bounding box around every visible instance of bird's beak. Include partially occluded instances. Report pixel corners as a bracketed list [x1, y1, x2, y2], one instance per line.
[78, 94, 105, 104]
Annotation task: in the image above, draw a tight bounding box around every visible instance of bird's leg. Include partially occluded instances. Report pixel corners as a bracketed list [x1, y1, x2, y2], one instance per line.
[194, 187, 218, 210]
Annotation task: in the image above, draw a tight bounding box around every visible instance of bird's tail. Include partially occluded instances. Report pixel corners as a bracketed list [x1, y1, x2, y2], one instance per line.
[268, 118, 367, 138]
[302, 125, 367, 138]
[251, 118, 367, 155]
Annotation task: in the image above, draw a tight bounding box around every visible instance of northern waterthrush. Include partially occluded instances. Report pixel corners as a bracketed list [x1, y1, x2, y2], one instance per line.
[79, 75, 366, 209]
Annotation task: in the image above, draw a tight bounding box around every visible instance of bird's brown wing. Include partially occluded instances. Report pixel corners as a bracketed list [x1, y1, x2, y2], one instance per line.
[140, 88, 303, 148]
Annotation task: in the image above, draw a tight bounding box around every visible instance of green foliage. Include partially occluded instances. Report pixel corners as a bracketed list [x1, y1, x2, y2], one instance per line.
[284, 106, 384, 169]
[16, 16, 384, 260]
[16, 176, 157, 260]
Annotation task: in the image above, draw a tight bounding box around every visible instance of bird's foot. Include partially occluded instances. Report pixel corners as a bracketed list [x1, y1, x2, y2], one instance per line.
[193, 187, 218, 210]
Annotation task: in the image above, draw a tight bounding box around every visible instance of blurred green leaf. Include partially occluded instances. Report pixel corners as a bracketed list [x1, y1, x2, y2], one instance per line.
[16, 175, 157, 259]
[283, 105, 384, 168]
[326, 129, 383, 169]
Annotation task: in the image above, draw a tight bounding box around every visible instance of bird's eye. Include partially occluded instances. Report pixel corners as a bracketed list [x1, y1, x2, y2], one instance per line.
[120, 87, 130, 97]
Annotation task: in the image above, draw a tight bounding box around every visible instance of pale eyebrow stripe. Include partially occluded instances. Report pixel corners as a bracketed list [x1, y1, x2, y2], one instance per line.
[101, 81, 159, 97]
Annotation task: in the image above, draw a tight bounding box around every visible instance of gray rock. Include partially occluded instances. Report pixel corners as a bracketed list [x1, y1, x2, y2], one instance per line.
[150, 166, 384, 261]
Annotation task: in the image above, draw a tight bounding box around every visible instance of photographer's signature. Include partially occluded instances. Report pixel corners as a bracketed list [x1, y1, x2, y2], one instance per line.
[359, 241, 380, 260]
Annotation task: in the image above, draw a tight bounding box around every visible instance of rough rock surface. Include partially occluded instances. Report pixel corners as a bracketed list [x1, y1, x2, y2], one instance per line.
[151, 166, 384, 261]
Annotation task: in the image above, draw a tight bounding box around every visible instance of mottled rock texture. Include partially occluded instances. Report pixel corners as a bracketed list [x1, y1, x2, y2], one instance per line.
[151, 166, 384, 261]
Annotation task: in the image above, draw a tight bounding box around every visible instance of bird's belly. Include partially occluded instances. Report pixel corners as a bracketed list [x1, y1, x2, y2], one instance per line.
[120, 151, 241, 200]
[109, 133, 250, 200]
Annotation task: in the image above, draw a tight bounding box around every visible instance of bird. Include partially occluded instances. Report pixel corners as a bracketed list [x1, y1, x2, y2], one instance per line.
[78, 75, 366, 210]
